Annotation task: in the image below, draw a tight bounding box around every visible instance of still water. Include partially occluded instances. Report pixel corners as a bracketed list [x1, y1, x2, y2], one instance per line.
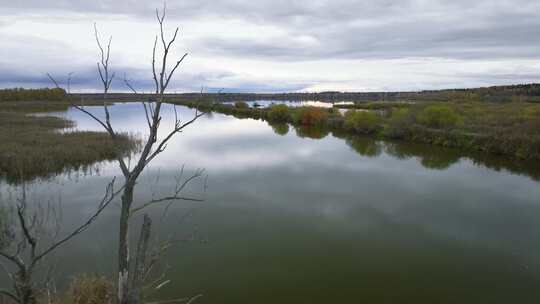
[225, 100, 354, 108]
[2, 103, 540, 303]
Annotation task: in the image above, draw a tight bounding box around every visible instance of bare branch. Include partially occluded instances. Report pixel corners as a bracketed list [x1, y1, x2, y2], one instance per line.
[94, 23, 105, 65]
[16, 185, 38, 261]
[123, 75, 139, 94]
[163, 53, 188, 90]
[94, 22, 114, 98]
[0, 251, 24, 269]
[152, 36, 159, 94]
[145, 111, 205, 166]
[57, 81, 130, 177]
[106, 36, 113, 66]
[131, 169, 205, 215]
[186, 294, 203, 304]
[33, 178, 124, 264]
[123, 75, 154, 131]
[131, 214, 152, 294]
[71, 103, 111, 133]
[97, 62, 106, 84]
[67, 72, 74, 94]
[166, 27, 179, 52]
[46, 73, 60, 89]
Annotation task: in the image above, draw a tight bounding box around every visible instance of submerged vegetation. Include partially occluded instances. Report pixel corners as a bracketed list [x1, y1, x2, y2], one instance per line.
[0, 100, 140, 183]
[176, 99, 540, 160]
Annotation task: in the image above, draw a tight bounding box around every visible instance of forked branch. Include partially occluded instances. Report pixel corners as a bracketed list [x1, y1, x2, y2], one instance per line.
[94, 22, 115, 98]
[131, 168, 206, 216]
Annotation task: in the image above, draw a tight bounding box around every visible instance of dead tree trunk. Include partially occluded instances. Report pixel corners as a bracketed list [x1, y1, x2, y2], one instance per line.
[46, 7, 204, 302]
[128, 215, 152, 304]
[117, 184, 134, 304]
[80, 5, 204, 304]
[13, 270, 36, 304]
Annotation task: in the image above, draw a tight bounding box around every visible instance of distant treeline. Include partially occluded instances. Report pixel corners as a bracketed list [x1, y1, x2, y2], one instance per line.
[407, 84, 540, 103]
[75, 83, 540, 103]
[0, 88, 67, 101]
[209, 83, 540, 103]
[4, 83, 540, 103]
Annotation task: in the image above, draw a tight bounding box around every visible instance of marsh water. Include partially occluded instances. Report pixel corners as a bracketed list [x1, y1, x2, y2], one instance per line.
[224, 100, 354, 108]
[2, 103, 540, 303]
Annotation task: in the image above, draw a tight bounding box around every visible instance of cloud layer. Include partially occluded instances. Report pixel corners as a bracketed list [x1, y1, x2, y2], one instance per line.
[1, 0, 540, 92]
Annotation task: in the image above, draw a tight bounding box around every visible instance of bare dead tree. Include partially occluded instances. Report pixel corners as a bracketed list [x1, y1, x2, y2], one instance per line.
[0, 179, 123, 304]
[94, 22, 115, 99]
[46, 4, 205, 303]
[74, 5, 204, 304]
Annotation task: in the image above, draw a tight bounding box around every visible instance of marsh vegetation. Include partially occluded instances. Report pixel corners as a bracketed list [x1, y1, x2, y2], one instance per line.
[176, 98, 540, 160]
[0, 98, 139, 183]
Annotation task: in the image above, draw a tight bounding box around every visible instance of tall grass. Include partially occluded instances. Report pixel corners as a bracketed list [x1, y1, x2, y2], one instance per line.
[0, 107, 140, 183]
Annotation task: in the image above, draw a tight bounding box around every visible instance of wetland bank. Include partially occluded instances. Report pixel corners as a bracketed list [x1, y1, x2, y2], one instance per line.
[2, 93, 540, 303]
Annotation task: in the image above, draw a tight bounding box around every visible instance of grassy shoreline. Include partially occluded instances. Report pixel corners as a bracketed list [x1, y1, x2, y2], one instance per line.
[0, 100, 140, 183]
[3, 87, 539, 182]
[30, 91, 540, 161]
[174, 100, 540, 161]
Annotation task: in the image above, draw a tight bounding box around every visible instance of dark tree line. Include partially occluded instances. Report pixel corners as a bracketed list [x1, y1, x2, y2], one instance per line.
[0, 88, 66, 102]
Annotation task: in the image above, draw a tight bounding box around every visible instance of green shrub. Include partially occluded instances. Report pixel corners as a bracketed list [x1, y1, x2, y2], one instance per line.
[343, 110, 381, 134]
[384, 108, 414, 138]
[292, 107, 328, 126]
[416, 105, 462, 129]
[234, 101, 249, 109]
[267, 104, 291, 122]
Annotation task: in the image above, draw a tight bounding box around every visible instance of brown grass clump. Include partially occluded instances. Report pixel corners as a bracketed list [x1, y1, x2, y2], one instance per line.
[67, 274, 113, 304]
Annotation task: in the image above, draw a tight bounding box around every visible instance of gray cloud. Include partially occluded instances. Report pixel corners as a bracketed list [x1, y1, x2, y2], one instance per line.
[1, 0, 540, 91]
[0, 62, 303, 93]
[190, 1, 540, 61]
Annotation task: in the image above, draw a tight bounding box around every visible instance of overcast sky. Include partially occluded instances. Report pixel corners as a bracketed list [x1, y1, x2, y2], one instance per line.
[1, 0, 540, 93]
